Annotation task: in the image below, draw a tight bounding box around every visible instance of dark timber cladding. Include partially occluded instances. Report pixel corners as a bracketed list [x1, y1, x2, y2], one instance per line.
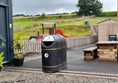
[0, 0, 14, 63]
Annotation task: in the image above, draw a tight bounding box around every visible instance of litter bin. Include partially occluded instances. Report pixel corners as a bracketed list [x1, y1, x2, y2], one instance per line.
[109, 34, 117, 41]
[42, 34, 67, 73]
[85, 21, 89, 25]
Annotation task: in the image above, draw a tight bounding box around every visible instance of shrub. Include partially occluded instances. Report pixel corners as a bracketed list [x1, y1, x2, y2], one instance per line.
[14, 53, 21, 59]
[0, 35, 5, 48]
[100, 11, 117, 17]
[59, 15, 62, 18]
[12, 33, 24, 51]
[12, 33, 24, 59]
[0, 52, 4, 68]
[40, 13, 46, 18]
[33, 23, 40, 27]
[0, 35, 5, 68]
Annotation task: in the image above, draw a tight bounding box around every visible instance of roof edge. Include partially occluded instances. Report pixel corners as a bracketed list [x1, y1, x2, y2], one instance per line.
[97, 18, 117, 24]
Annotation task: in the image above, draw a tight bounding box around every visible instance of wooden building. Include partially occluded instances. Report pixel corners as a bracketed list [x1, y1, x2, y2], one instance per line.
[0, 0, 14, 64]
[97, 18, 117, 41]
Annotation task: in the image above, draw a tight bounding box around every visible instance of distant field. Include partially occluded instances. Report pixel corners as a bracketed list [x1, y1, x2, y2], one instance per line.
[13, 21, 36, 25]
[13, 17, 117, 26]
[13, 14, 80, 22]
[13, 11, 117, 22]
[13, 12, 117, 40]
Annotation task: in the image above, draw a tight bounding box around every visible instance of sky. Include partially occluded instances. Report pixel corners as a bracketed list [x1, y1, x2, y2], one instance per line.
[13, 0, 117, 15]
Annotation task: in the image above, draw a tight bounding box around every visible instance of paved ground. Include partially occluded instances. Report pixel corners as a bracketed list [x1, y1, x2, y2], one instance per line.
[0, 71, 21, 81]
[21, 44, 118, 74]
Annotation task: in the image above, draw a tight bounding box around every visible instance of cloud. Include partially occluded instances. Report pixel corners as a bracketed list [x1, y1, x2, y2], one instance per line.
[13, 0, 117, 15]
[100, 0, 117, 11]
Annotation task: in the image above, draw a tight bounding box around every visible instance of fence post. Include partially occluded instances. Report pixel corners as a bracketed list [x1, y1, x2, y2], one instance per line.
[73, 19, 75, 25]
[19, 25, 20, 32]
[22, 24, 24, 30]
[59, 20, 60, 26]
[32, 23, 33, 28]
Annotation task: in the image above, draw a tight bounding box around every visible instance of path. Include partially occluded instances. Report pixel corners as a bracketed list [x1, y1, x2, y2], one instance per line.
[19, 44, 118, 74]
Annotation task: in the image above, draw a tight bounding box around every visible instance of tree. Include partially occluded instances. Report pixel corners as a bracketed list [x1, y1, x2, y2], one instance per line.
[40, 13, 46, 18]
[76, 0, 103, 16]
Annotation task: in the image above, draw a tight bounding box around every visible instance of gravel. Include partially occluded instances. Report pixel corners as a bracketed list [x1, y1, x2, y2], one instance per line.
[0, 72, 118, 83]
[1, 53, 118, 83]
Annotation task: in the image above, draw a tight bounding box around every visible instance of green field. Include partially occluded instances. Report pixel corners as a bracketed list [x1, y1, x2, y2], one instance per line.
[14, 25, 92, 40]
[13, 21, 36, 25]
[13, 12, 117, 40]
[13, 17, 117, 26]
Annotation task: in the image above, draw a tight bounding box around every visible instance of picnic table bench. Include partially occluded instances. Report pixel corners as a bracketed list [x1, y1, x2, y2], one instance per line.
[83, 47, 97, 60]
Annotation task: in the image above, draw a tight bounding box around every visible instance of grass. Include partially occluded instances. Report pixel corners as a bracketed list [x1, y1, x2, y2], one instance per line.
[14, 25, 92, 40]
[13, 21, 36, 26]
[13, 14, 81, 22]
[13, 14, 117, 40]
[13, 17, 117, 26]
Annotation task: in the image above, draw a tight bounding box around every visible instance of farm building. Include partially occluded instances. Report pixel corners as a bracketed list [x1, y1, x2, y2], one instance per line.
[0, 0, 14, 64]
[97, 18, 117, 41]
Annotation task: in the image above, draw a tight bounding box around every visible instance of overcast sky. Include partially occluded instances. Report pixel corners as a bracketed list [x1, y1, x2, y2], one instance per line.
[13, 0, 117, 15]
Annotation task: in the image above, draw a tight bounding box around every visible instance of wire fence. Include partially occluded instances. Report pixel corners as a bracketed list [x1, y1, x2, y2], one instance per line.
[13, 17, 91, 32]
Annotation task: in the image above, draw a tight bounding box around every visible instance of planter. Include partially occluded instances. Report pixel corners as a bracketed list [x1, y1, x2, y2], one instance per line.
[13, 57, 24, 66]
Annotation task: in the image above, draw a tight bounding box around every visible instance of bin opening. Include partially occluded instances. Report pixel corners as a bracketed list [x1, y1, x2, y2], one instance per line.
[43, 42, 53, 46]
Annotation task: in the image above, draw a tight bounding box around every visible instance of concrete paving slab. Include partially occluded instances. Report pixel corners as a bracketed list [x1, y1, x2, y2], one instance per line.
[0, 71, 21, 81]
[21, 44, 118, 74]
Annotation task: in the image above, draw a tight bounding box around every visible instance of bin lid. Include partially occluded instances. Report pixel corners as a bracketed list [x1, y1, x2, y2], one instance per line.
[43, 35, 54, 41]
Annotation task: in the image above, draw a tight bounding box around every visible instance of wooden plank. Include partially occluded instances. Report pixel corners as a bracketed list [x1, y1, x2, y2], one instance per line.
[84, 54, 92, 56]
[84, 58, 94, 60]
[98, 53, 117, 57]
[98, 55, 117, 59]
[98, 49, 117, 52]
[84, 47, 97, 51]
[98, 46, 117, 49]
[98, 58, 117, 61]
[84, 56, 93, 58]
[43, 27, 54, 29]
[98, 51, 117, 54]
[96, 41, 118, 45]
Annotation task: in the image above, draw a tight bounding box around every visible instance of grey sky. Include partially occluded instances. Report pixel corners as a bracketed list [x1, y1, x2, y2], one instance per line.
[13, 0, 117, 15]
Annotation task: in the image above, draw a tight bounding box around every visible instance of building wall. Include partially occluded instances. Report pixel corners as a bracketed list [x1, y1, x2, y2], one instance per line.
[0, 0, 14, 62]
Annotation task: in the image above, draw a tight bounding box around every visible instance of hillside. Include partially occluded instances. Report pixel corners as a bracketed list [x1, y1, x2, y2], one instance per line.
[13, 11, 117, 22]
[13, 11, 117, 40]
[14, 25, 92, 40]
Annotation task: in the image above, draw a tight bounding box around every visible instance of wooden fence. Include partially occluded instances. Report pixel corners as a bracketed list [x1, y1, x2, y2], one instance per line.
[14, 35, 98, 53]
[88, 19, 97, 35]
[14, 39, 42, 53]
[13, 17, 90, 33]
[66, 36, 98, 49]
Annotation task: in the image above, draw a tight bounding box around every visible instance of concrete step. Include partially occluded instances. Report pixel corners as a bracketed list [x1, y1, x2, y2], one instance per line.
[2, 67, 118, 80]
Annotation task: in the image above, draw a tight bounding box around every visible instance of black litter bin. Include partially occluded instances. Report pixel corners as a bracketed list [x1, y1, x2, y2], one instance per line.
[42, 34, 67, 73]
